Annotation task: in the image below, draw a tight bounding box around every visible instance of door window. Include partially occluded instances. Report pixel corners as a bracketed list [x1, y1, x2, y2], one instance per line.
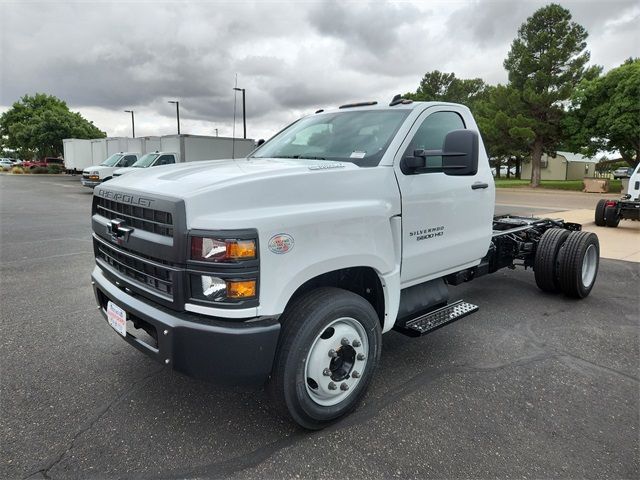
[155, 155, 175, 166]
[403, 111, 465, 170]
[122, 155, 137, 167]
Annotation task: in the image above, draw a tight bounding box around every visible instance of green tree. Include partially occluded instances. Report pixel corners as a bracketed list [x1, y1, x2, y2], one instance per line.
[564, 58, 640, 167]
[0, 93, 105, 159]
[475, 85, 535, 178]
[405, 70, 487, 107]
[504, 3, 598, 187]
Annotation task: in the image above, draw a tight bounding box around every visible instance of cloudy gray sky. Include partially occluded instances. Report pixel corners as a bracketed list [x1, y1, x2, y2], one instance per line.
[1, 0, 638, 140]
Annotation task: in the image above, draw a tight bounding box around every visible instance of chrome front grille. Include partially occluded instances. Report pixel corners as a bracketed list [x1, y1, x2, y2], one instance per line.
[94, 237, 175, 297]
[95, 197, 174, 237]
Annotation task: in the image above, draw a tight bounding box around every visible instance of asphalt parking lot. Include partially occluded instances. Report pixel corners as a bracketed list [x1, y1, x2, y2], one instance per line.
[1, 174, 638, 479]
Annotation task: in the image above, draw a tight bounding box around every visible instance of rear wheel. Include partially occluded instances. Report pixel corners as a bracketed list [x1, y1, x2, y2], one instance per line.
[594, 199, 607, 226]
[267, 287, 381, 430]
[534, 228, 570, 293]
[604, 206, 620, 227]
[557, 231, 599, 298]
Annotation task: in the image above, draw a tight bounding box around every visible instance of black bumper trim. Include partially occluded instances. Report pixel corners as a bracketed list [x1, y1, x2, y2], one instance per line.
[92, 266, 280, 385]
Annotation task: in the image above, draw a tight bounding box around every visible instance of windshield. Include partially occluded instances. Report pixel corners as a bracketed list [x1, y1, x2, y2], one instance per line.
[131, 153, 159, 168]
[101, 154, 123, 167]
[251, 109, 410, 167]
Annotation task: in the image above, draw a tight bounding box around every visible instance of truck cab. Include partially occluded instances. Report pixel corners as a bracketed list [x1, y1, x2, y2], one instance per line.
[91, 99, 599, 429]
[81, 152, 139, 187]
[112, 152, 178, 178]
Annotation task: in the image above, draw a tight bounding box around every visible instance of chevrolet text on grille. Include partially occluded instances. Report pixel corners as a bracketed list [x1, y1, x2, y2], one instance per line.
[97, 189, 155, 207]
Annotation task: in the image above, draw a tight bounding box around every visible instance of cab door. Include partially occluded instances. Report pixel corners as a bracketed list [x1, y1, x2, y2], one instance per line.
[394, 106, 494, 286]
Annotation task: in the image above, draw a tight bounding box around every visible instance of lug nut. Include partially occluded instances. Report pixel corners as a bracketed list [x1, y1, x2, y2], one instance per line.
[328, 382, 337, 390]
[352, 339, 361, 347]
[328, 349, 338, 358]
[341, 337, 350, 346]
[323, 368, 331, 376]
[340, 383, 349, 391]
[352, 371, 360, 378]
[357, 353, 366, 361]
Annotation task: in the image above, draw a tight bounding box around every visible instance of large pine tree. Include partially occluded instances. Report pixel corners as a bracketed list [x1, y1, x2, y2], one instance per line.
[504, 3, 595, 187]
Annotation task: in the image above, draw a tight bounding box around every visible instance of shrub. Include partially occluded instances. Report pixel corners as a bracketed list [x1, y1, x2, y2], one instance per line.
[47, 164, 64, 174]
[31, 167, 49, 174]
[10, 166, 25, 174]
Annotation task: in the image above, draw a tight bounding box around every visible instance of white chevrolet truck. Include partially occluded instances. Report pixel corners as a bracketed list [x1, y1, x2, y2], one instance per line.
[91, 98, 600, 429]
[81, 152, 140, 187]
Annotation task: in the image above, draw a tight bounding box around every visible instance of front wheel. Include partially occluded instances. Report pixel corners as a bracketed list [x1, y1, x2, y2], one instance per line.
[267, 287, 382, 430]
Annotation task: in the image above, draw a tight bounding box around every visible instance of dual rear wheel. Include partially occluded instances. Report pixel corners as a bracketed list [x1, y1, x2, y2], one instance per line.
[534, 229, 599, 298]
[595, 199, 620, 228]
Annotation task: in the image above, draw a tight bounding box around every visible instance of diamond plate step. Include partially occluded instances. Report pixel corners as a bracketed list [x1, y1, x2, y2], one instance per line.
[395, 300, 479, 337]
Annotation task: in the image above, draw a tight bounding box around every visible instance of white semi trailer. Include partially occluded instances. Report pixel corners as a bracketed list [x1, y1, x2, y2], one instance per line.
[62, 139, 93, 174]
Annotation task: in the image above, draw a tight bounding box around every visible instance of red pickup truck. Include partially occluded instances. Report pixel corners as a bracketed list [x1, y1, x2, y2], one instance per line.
[22, 157, 65, 169]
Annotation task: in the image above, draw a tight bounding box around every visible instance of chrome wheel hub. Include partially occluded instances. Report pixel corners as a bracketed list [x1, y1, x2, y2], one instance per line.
[581, 244, 597, 287]
[304, 317, 368, 407]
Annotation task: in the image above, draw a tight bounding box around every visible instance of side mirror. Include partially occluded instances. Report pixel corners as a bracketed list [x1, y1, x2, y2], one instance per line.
[401, 151, 426, 171]
[256, 139, 265, 147]
[441, 129, 479, 176]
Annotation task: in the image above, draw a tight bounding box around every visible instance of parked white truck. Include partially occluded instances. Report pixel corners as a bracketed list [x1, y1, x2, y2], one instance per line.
[81, 152, 140, 187]
[594, 162, 640, 227]
[113, 136, 255, 178]
[90, 98, 600, 429]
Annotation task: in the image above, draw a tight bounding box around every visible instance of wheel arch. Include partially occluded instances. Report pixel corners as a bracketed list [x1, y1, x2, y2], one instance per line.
[283, 266, 387, 329]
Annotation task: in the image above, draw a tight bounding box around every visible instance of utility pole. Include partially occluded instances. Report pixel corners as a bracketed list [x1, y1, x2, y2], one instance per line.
[233, 87, 246, 139]
[124, 110, 135, 137]
[168, 100, 180, 134]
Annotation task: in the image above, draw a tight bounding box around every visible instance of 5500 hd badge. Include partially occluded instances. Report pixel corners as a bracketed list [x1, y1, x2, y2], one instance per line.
[97, 189, 155, 207]
[409, 226, 445, 241]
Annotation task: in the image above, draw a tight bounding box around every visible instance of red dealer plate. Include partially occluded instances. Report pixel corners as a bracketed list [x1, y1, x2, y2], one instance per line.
[107, 301, 127, 337]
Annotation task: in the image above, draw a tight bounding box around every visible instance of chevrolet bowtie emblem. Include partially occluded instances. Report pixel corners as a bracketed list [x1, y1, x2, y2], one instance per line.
[107, 218, 133, 244]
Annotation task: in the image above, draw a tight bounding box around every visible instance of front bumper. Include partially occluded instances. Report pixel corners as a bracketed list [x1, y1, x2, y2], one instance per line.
[92, 266, 280, 385]
[82, 178, 101, 188]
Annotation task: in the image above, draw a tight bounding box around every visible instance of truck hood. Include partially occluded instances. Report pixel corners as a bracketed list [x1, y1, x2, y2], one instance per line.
[83, 165, 115, 173]
[105, 158, 355, 197]
[113, 167, 139, 176]
[99, 157, 400, 233]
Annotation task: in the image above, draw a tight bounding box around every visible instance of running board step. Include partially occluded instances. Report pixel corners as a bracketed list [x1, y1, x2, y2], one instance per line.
[394, 300, 479, 337]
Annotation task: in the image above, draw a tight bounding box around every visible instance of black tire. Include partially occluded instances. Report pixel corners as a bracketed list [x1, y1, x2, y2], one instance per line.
[267, 287, 382, 430]
[604, 206, 620, 227]
[557, 231, 600, 298]
[594, 199, 607, 226]
[534, 228, 570, 293]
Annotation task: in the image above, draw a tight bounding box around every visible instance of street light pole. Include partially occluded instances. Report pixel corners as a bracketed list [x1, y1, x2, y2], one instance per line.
[168, 101, 180, 134]
[233, 87, 246, 139]
[124, 110, 135, 137]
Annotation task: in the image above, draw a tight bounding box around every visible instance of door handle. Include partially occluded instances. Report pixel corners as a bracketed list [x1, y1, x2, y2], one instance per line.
[471, 182, 489, 190]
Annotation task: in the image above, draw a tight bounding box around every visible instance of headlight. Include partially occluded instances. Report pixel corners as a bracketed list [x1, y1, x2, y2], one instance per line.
[193, 275, 257, 302]
[91, 171, 99, 175]
[191, 237, 256, 262]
